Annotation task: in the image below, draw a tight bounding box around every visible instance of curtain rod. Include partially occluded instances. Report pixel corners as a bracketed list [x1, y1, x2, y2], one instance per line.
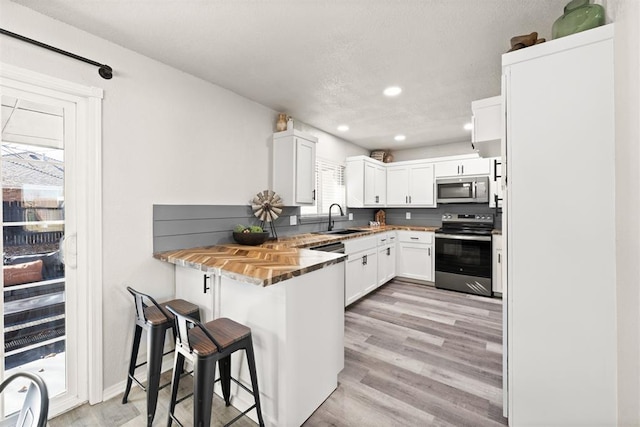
[0, 28, 113, 79]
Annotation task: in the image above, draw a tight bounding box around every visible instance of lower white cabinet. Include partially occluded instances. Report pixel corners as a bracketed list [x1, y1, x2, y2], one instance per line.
[175, 267, 215, 321]
[396, 231, 434, 282]
[344, 236, 378, 306]
[377, 232, 396, 287]
[492, 234, 502, 294]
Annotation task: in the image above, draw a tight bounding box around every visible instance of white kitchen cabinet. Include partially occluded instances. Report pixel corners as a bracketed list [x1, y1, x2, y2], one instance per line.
[434, 157, 490, 178]
[346, 156, 386, 207]
[386, 162, 435, 207]
[344, 235, 378, 306]
[488, 157, 503, 209]
[472, 96, 501, 143]
[492, 234, 502, 294]
[503, 25, 616, 425]
[175, 267, 215, 321]
[396, 231, 434, 282]
[364, 161, 387, 205]
[273, 129, 317, 206]
[377, 232, 396, 287]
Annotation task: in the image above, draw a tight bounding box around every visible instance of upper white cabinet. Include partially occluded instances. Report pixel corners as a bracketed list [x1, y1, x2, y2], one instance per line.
[346, 156, 386, 207]
[472, 96, 501, 143]
[435, 157, 490, 178]
[273, 129, 317, 206]
[386, 162, 435, 207]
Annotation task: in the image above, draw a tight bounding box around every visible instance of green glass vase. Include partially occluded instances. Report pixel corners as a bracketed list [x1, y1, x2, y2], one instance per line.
[552, 0, 605, 39]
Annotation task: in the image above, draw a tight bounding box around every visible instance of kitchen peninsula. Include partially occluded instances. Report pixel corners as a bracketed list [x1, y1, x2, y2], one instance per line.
[154, 243, 346, 427]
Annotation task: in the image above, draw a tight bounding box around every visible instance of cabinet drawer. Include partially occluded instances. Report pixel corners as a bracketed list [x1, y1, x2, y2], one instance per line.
[377, 233, 390, 247]
[396, 230, 433, 244]
[343, 235, 377, 255]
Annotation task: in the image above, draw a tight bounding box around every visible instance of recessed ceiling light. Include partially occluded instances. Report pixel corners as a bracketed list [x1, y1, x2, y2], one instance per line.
[337, 125, 349, 132]
[383, 86, 402, 97]
[464, 122, 473, 131]
[394, 134, 406, 142]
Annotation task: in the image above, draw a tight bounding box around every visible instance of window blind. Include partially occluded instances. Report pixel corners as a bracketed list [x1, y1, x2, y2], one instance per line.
[300, 158, 345, 216]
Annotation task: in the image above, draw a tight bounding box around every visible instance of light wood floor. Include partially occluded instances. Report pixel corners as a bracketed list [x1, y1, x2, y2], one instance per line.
[49, 278, 506, 426]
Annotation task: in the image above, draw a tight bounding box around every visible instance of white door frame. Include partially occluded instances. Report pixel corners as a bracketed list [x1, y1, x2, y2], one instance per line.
[0, 63, 104, 409]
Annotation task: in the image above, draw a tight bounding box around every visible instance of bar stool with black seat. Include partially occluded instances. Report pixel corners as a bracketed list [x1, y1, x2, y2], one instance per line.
[166, 305, 265, 427]
[122, 286, 201, 427]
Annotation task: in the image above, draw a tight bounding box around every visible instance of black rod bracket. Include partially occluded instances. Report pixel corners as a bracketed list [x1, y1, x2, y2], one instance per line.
[0, 28, 113, 79]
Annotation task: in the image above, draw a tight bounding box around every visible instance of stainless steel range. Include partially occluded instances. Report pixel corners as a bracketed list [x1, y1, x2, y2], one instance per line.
[435, 213, 493, 296]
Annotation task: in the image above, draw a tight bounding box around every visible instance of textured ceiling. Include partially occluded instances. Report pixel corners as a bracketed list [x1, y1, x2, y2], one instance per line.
[11, 0, 567, 150]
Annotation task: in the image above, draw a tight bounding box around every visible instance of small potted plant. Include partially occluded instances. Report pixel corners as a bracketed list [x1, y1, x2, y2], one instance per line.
[232, 224, 270, 246]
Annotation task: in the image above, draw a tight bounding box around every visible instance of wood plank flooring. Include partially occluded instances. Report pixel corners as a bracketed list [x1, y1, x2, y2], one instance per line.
[303, 278, 506, 427]
[48, 278, 506, 426]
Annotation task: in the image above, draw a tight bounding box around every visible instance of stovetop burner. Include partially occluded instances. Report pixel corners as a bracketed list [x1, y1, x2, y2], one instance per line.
[436, 213, 494, 235]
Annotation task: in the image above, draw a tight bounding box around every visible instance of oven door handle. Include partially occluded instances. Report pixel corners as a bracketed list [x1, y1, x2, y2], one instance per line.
[435, 233, 491, 242]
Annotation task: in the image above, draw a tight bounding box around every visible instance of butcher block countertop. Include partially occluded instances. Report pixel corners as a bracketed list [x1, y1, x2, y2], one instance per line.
[154, 225, 440, 286]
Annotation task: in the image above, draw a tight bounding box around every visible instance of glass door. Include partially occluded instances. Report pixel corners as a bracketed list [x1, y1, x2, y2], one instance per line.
[1, 90, 82, 416]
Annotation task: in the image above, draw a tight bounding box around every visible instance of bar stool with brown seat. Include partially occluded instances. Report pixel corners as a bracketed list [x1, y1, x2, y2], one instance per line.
[122, 286, 200, 427]
[165, 305, 265, 427]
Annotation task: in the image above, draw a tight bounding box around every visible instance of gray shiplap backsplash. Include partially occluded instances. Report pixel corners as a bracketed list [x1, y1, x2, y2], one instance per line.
[153, 204, 501, 252]
[153, 205, 375, 252]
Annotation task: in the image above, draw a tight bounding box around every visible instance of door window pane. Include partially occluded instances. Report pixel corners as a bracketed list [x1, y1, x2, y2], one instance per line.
[2, 98, 66, 414]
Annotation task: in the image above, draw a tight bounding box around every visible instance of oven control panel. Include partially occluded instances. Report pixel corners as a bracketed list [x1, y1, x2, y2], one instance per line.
[441, 213, 493, 224]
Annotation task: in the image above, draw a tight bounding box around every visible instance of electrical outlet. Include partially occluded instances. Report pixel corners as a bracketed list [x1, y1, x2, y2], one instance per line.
[348, 213, 353, 221]
[289, 215, 297, 226]
[406, 212, 411, 220]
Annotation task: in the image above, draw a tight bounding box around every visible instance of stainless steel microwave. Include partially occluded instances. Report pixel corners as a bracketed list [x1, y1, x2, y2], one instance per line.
[436, 176, 489, 204]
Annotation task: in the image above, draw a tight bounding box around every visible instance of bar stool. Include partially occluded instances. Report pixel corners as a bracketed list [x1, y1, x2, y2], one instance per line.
[166, 305, 265, 427]
[122, 286, 200, 427]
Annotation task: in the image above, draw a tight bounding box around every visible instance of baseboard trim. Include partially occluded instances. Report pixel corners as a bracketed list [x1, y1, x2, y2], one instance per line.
[101, 358, 175, 403]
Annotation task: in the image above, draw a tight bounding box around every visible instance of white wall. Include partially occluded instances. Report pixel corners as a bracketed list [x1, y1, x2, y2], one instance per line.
[0, 0, 365, 394]
[390, 140, 475, 161]
[609, 0, 640, 424]
[296, 121, 367, 164]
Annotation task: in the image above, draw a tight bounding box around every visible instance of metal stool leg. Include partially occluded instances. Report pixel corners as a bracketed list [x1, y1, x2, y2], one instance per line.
[193, 357, 216, 427]
[244, 338, 265, 427]
[167, 351, 185, 427]
[122, 324, 143, 404]
[146, 324, 168, 427]
[219, 356, 232, 406]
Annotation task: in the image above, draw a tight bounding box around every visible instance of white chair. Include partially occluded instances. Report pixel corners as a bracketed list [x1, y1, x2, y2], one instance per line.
[0, 372, 48, 427]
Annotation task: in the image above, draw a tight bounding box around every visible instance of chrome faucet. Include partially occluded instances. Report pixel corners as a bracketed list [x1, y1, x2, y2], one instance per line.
[328, 203, 344, 231]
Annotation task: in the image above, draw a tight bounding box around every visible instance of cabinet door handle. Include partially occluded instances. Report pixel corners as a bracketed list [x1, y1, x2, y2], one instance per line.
[457, 165, 460, 174]
[387, 247, 390, 256]
[410, 237, 419, 240]
[428, 247, 431, 256]
[362, 255, 367, 265]
[376, 195, 379, 203]
[498, 253, 501, 263]
[405, 196, 408, 203]
[462, 165, 465, 174]
[203, 275, 211, 293]
[409, 195, 412, 204]
[312, 189, 316, 201]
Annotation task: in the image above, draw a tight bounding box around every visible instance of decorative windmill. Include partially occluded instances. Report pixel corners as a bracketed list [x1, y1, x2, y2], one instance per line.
[251, 190, 284, 239]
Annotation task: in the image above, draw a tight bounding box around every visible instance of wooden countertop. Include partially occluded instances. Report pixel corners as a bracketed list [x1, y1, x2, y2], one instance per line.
[154, 225, 440, 286]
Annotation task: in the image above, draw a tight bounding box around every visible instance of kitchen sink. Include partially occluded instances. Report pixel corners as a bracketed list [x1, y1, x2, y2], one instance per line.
[313, 229, 365, 236]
